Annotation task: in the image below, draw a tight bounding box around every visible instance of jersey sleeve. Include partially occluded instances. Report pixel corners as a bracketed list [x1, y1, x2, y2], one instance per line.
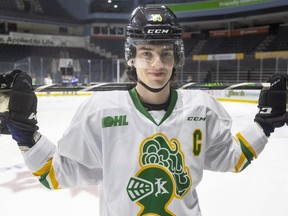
[203, 94, 268, 173]
[22, 96, 103, 189]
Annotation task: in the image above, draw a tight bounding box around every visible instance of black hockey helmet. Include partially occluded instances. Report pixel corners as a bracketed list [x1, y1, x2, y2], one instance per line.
[125, 5, 185, 69]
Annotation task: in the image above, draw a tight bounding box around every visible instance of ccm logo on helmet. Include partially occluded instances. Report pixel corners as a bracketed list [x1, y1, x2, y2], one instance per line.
[146, 29, 170, 34]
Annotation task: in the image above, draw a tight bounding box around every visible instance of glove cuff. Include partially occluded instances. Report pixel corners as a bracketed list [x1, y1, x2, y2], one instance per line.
[254, 120, 273, 137]
[6, 123, 41, 151]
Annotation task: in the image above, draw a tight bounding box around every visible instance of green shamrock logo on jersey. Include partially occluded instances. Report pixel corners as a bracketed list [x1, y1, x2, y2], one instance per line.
[126, 133, 192, 216]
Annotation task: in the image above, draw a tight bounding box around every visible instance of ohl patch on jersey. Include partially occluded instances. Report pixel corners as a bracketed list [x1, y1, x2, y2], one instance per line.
[126, 133, 192, 215]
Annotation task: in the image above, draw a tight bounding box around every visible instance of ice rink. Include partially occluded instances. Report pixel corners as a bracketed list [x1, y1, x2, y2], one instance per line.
[1, 94, 287, 216]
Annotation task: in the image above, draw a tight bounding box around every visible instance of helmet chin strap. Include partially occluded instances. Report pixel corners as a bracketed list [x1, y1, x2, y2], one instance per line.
[137, 78, 171, 93]
[137, 69, 175, 93]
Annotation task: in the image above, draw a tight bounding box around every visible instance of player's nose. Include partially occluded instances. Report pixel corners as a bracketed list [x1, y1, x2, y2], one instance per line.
[150, 55, 164, 68]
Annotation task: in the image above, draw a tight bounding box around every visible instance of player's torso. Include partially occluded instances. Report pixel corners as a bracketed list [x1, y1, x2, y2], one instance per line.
[92, 89, 209, 215]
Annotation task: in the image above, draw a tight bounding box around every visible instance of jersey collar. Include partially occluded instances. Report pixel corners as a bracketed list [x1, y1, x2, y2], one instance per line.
[128, 87, 178, 126]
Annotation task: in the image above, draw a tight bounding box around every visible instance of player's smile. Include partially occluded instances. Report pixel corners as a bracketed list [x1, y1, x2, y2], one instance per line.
[148, 70, 166, 78]
[142, 68, 170, 87]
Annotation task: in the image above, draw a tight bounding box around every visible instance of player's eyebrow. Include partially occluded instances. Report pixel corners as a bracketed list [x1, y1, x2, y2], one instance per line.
[137, 46, 173, 51]
[137, 46, 153, 51]
[161, 47, 173, 51]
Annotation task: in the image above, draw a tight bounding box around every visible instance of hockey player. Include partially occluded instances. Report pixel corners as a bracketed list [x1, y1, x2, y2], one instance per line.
[0, 5, 288, 216]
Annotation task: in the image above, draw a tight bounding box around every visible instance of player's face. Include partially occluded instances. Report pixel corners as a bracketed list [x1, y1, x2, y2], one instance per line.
[134, 43, 174, 89]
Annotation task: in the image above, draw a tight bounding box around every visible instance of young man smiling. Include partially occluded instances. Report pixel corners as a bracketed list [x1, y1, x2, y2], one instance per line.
[134, 43, 174, 104]
[0, 5, 287, 216]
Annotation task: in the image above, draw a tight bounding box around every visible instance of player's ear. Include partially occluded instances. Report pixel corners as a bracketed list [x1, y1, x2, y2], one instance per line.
[125, 66, 137, 82]
[127, 59, 135, 67]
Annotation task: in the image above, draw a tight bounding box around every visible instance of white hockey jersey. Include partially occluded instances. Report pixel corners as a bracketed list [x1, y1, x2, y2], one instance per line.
[23, 88, 268, 216]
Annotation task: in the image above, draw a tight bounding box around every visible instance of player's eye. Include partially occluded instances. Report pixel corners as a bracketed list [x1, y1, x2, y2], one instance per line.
[162, 52, 173, 58]
[160, 51, 173, 61]
[142, 51, 152, 59]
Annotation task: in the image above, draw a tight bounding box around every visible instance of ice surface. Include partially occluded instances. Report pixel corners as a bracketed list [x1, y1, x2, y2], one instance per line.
[0, 96, 287, 216]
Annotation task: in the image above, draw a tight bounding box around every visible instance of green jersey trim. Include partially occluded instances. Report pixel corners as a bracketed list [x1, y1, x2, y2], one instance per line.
[128, 88, 178, 126]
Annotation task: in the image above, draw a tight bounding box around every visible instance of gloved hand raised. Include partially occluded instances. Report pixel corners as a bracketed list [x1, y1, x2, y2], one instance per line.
[254, 72, 288, 137]
[0, 70, 40, 151]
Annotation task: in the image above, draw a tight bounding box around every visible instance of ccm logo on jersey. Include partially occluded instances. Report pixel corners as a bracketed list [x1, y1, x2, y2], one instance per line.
[187, 116, 206, 121]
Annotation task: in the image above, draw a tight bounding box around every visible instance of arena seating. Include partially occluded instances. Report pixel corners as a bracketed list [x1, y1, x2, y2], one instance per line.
[0, 0, 18, 11]
[37, 0, 72, 18]
[196, 34, 267, 55]
[264, 26, 288, 51]
[181, 25, 288, 83]
[183, 35, 203, 55]
[0, 0, 75, 22]
[0, 44, 102, 62]
[92, 38, 125, 59]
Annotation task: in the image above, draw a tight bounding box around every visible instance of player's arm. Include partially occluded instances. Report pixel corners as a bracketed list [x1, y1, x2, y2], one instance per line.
[0, 70, 102, 189]
[205, 72, 287, 172]
[204, 102, 268, 173]
[234, 72, 288, 172]
[0, 70, 56, 189]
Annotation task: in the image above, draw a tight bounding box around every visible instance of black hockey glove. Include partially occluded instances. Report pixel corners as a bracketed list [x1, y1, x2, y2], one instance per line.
[0, 70, 40, 150]
[254, 72, 288, 137]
